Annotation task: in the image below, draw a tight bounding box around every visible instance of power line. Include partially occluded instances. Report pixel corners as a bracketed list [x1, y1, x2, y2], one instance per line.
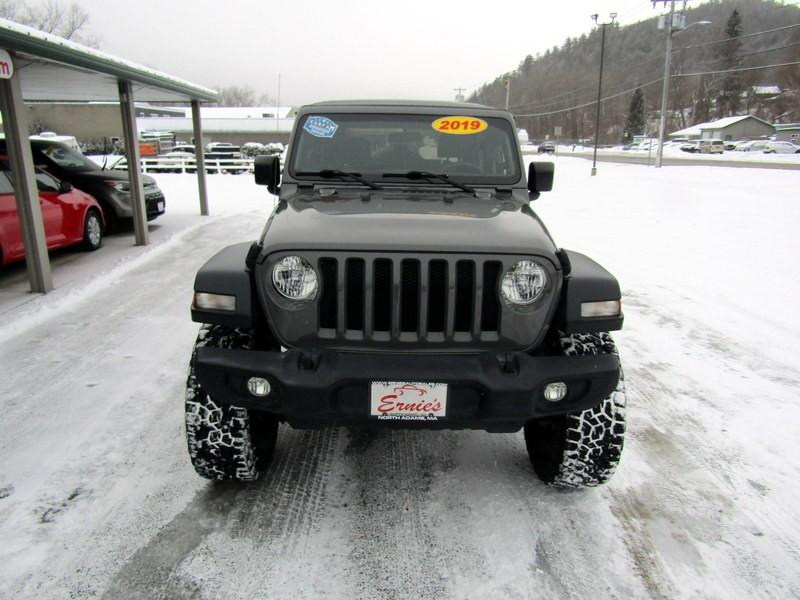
[737, 41, 800, 59]
[507, 84, 599, 111]
[512, 60, 800, 117]
[510, 22, 800, 113]
[673, 23, 800, 52]
[677, 41, 800, 72]
[675, 60, 800, 78]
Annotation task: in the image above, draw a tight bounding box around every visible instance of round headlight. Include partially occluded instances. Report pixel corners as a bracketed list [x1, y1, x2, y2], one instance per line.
[501, 260, 547, 305]
[272, 256, 318, 300]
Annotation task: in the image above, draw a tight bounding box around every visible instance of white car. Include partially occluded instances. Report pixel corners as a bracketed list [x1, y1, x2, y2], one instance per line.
[763, 141, 800, 154]
[736, 140, 769, 152]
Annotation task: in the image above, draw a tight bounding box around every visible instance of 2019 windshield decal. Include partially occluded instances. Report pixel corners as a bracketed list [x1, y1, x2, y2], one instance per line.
[432, 116, 488, 135]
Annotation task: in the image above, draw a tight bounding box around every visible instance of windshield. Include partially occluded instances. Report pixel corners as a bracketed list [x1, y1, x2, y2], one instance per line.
[290, 113, 521, 185]
[35, 143, 98, 172]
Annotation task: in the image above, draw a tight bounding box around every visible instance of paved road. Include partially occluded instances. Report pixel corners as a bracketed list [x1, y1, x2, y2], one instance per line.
[1, 212, 799, 599]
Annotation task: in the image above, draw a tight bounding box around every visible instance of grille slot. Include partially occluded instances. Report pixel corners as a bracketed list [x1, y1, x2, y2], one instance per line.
[481, 261, 502, 332]
[345, 258, 365, 330]
[318, 258, 337, 329]
[400, 259, 420, 332]
[318, 255, 505, 343]
[427, 260, 447, 333]
[373, 258, 392, 332]
[454, 260, 475, 332]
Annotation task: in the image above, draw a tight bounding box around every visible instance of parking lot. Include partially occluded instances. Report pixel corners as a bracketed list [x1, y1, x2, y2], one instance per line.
[1, 157, 799, 599]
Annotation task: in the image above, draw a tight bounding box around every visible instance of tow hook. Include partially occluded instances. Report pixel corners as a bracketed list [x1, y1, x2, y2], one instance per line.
[298, 351, 320, 371]
[497, 353, 519, 375]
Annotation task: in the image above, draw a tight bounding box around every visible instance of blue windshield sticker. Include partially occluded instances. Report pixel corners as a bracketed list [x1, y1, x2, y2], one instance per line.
[304, 116, 339, 138]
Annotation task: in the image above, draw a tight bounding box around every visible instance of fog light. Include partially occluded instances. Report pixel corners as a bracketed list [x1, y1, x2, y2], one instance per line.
[247, 377, 271, 397]
[544, 382, 568, 402]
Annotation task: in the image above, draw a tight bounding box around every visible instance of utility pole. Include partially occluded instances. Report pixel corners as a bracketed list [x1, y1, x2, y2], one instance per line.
[454, 87, 466, 103]
[591, 12, 617, 176]
[655, 0, 676, 168]
[503, 79, 511, 111]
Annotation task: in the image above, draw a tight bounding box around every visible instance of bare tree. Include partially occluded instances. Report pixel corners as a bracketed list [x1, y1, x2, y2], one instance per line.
[214, 84, 276, 107]
[0, 0, 98, 47]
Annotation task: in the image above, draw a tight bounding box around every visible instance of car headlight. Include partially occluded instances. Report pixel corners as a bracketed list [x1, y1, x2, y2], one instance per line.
[500, 260, 547, 305]
[104, 180, 130, 192]
[272, 256, 318, 300]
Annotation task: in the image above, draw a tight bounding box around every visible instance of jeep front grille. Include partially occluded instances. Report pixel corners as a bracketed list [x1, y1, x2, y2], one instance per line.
[317, 255, 503, 343]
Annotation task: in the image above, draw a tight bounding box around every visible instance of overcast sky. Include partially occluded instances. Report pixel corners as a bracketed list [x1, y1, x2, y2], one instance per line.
[76, 0, 681, 105]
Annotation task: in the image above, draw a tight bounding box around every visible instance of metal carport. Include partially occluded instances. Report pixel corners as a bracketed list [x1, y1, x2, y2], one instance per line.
[0, 19, 217, 293]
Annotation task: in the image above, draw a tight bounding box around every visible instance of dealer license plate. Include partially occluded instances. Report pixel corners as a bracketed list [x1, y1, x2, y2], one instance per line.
[370, 381, 447, 421]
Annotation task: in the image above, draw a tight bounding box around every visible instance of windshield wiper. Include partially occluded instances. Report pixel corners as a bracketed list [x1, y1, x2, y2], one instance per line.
[296, 169, 382, 190]
[382, 170, 477, 197]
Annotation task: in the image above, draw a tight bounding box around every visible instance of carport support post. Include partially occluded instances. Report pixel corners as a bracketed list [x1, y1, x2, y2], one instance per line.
[117, 80, 148, 246]
[191, 100, 209, 215]
[0, 54, 53, 292]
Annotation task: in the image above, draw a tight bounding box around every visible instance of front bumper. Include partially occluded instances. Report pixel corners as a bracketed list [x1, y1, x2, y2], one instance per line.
[104, 188, 165, 219]
[194, 348, 620, 432]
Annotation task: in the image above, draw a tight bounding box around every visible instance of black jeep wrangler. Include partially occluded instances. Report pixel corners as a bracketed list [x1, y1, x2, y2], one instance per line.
[186, 100, 626, 488]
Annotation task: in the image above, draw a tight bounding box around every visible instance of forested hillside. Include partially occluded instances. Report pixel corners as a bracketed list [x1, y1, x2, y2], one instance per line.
[469, 0, 800, 143]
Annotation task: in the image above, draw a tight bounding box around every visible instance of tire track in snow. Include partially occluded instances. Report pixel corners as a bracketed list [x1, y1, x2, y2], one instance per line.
[339, 429, 459, 600]
[616, 296, 800, 599]
[106, 427, 344, 599]
[101, 483, 246, 600]
[229, 426, 341, 547]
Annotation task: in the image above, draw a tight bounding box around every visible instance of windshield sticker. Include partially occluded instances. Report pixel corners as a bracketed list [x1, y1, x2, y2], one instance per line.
[304, 116, 339, 138]
[432, 116, 488, 135]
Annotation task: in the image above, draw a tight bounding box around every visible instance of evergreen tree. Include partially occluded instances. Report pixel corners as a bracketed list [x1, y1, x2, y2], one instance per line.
[623, 88, 645, 143]
[716, 9, 744, 117]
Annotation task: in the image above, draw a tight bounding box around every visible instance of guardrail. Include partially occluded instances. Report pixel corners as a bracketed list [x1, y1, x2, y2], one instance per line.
[111, 155, 258, 174]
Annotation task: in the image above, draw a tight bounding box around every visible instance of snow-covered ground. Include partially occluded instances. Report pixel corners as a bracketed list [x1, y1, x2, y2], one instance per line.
[520, 142, 800, 166]
[1, 158, 799, 599]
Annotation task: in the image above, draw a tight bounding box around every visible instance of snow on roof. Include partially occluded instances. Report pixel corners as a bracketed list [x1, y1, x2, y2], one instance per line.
[670, 114, 774, 137]
[0, 18, 217, 101]
[669, 124, 703, 137]
[751, 85, 781, 95]
[702, 115, 752, 129]
[702, 115, 774, 130]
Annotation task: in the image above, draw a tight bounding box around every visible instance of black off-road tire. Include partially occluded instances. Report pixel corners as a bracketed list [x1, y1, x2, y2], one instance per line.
[185, 324, 279, 481]
[524, 332, 626, 488]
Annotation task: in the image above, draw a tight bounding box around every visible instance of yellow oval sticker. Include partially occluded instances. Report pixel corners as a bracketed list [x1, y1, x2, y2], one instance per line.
[432, 116, 488, 135]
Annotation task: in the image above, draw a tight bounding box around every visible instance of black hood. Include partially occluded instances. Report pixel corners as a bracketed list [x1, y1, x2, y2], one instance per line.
[260, 189, 558, 258]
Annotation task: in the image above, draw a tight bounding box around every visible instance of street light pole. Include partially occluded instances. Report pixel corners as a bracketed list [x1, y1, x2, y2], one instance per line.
[655, 7, 712, 168]
[655, 0, 676, 169]
[591, 12, 616, 176]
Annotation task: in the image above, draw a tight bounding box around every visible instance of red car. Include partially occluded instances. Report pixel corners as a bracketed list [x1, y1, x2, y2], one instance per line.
[0, 157, 104, 266]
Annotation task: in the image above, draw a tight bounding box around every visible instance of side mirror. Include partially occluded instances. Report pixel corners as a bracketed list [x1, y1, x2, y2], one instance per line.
[58, 180, 72, 193]
[527, 161, 554, 200]
[254, 155, 280, 194]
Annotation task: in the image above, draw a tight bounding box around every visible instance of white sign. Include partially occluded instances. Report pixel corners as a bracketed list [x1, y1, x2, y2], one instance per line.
[0, 49, 13, 79]
[554, 126, 563, 136]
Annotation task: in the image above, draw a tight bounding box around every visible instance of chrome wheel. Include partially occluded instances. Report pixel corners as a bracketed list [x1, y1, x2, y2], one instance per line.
[83, 210, 103, 250]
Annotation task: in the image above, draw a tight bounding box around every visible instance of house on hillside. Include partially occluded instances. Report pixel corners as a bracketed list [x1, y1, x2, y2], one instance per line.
[670, 115, 774, 142]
